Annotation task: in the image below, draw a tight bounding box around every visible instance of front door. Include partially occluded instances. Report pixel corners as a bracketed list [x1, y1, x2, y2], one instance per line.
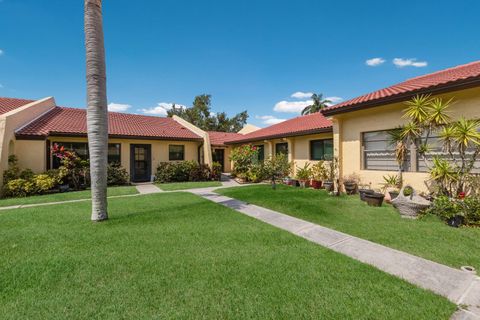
[212, 149, 225, 172]
[130, 144, 151, 182]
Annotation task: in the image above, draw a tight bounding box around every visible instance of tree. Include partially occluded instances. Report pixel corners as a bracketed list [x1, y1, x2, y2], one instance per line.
[395, 94, 480, 196]
[85, 0, 108, 221]
[301, 93, 332, 115]
[167, 94, 248, 132]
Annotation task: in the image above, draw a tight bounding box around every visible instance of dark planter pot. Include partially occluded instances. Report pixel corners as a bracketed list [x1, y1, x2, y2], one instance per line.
[343, 182, 358, 195]
[389, 191, 399, 201]
[364, 192, 385, 207]
[290, 179, 300, 187]
[359, 189, 374, 201]
[59, 184, 70, 193]
[447, 215, 464, 228]
[311, 180, 322, 189]
[323, 181, 334, 192]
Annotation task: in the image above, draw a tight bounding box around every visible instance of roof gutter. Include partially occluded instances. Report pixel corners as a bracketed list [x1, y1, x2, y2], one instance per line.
[224, 127, 333, 145]
[322, 76, 480, 116]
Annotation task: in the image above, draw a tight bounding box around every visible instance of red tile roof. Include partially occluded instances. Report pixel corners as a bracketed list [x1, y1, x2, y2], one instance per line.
[225, 112, 332, 144]
[323, 60, 480, 115]
[208, 131, 244, 146]
[16, 107, 202, 140]
[0, 97, 35, 115]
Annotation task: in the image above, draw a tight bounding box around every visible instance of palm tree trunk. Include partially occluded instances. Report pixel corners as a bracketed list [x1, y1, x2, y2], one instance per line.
[85, 0, 108, 221]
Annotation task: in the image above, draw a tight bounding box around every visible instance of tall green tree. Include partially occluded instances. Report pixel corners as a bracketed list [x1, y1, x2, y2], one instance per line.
[168, 94, 248, 132]
[301, 93, 332, 115]
[85, 0, 108, 221]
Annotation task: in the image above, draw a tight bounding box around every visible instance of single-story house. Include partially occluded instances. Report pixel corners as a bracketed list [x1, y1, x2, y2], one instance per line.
[0, 96, 248, 185]
[322, 60, 480, 192]
[2, 60, 478, 192]
[224, 112, 333, 175]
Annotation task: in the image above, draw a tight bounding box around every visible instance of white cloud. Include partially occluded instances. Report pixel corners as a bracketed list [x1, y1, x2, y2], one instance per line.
[365, 57, 385, 66]
[325, 96, 343, 105]
[0, 49, 3, 56]
[255, 115, 287, 125]
[0, 84, 3, 89]
[393, 58, 428, 68]
[108, 102, 131, 112]
[140, 102, 186, 116]
[291, 91, 313, 99]
[273, 100, 313, 113]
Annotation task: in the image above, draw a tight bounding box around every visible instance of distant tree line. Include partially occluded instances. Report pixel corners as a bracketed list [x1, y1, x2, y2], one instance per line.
[167, 94, 248, 133]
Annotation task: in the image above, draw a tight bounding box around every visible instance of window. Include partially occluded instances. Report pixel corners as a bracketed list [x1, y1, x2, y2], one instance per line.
[310, 139, 333, 160]
[362, 131, 410, 171]
[255, 145, 265, 161]
[169, 145, 185, 161]
[51, 142, 121, 169]
[275, 142, 288, 155]
[108, 144, 121, 163]
[416, 136, 480, 173]
[52, 142, 88, 169]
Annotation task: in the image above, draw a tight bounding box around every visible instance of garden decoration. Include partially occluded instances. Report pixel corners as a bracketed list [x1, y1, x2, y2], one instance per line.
[392, 185, 431, 218]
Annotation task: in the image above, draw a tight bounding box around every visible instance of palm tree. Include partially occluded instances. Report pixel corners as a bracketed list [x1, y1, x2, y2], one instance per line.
[301, 93, 332, 115]
[85, 0, 108, 221]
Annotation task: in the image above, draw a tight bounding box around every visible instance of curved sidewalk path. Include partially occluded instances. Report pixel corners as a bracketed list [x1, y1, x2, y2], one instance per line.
[189, 189, 480, 320]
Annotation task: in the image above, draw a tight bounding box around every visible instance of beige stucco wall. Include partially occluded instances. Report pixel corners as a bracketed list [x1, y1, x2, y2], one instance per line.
[238, 124, 261, 134]
[37, 136, 201, 178]
[0, 97, 56, 186]
[230, 132, 334, 176]
[333, 86, 480, 192]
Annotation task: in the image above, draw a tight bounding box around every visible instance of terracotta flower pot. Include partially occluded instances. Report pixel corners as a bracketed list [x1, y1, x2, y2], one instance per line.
[311, 180, 322, 189]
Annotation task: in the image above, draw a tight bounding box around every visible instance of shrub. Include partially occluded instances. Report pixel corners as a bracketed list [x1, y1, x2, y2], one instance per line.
[230, 145, 259, 176]
[4, 179, 30, 197]
[155, 161, 213, 183]
[263, 153, 291, 188]
[296, 163, 312, 181]
[427, 195, 480, 226]
[211, 162, 222, 181]
[247, 163, 265, 183]
[32, 174, 56, 193]
[311, 161, 327, 181]
[3, 155, 20, 183]
[189, 163, 211, 181]
[107, 162, 130, 186]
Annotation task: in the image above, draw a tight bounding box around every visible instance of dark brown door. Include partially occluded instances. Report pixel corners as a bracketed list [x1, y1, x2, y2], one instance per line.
[212, 149, 225, 172]
[130, 144, 151, 182]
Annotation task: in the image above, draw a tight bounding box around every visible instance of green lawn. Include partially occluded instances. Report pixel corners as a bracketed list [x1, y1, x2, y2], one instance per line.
[157, 180, 222, 191]
[0, 186, 138, 207]
[218, 184, 480, 270]
[0, 192, 454, 319]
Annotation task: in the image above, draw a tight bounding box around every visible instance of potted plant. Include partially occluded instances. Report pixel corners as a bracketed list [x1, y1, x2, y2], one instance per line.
[381, 174, 401, 202]
[364, 191, 385, 207]
[311, 161, 326, 189]
[322, 156, 338, 193]
[296, 163, 312, 188]
[343, 173, 360, 195]
[358, 183, 374, 201]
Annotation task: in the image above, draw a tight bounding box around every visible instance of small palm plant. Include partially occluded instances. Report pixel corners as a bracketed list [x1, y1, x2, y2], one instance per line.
[394, 94, 480, 196]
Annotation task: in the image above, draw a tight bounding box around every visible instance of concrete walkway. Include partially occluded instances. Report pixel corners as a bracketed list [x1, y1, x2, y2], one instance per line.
[190, 190, 480, 320]
[134, 183, 163, 194]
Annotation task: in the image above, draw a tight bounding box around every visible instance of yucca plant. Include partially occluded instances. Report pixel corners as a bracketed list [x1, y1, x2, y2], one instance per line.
[397, 95, 480, 196]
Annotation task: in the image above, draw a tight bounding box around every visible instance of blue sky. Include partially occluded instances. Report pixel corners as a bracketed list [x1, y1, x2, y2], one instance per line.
[1, 0, 479, 127]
